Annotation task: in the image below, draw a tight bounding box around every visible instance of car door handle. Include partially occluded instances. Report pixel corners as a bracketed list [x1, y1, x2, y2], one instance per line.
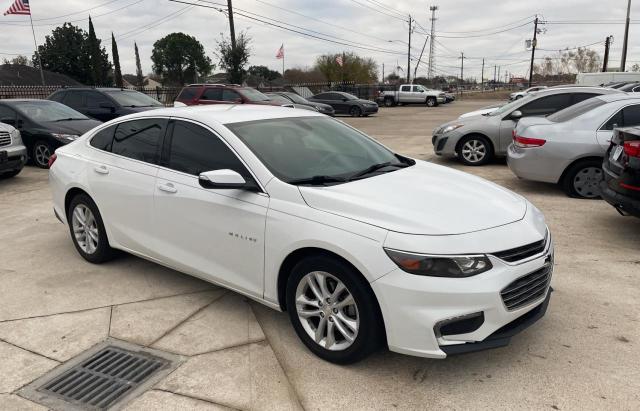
[157, 183, 177, 193]
[93, 165, 109, 175]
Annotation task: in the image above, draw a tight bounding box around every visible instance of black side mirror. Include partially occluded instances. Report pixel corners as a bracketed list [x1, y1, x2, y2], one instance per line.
[198, 169, 259, 191]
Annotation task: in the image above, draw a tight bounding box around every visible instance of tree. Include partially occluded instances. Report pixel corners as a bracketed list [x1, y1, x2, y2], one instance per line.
[534, 47, 601, 76]
[315, 52, 378, 83]
[632, 64, 640, 72]
[216, 31, 251, 84]
[135, 42, 144, 86]
[282, 67, 326, 83]
[111, 33, 123, 88]
[2, 55, 29, 66]
[87, 17, 111, 85]
[151, 32, 212, 86]
[247, 65, 281, 81]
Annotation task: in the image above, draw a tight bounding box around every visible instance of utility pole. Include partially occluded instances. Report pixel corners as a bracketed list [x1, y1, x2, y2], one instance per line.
[414, 33, 430, 81]
[493, 65, 497, 90]
[497, 66, 501, 86]
[382, 63, 385, 82]
[459, 52, 465, 90]
[603, 35, 613, 72]
[227, 0, 237, 49]
[620, 0, 631, 71]
[407, 15, 412, 83]
[427, 6, 438, 79]
[528, 16, 539, 87]
[481, 58, 485, 91]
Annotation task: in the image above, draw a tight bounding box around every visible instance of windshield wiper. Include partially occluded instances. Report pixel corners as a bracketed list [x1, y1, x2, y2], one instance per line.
[288, 175, 348, 186]
[348, 161, 409, 180]
[54, 117, 85, 122]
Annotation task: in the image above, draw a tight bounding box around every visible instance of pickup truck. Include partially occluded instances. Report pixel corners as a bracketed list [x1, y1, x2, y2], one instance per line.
[378, 84, 446, 107]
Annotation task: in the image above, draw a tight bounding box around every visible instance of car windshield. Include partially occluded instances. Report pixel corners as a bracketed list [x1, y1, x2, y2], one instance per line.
[266, 94, 291, 105]
[103, 90, 163, 107]
[239, 88, 271, 101]
[12, 101, 88, 122]
[489, 94, 535, 116]
[285, 93, 309, 104]
[227, 117, 408, 184]
[547, 97, 607, 122]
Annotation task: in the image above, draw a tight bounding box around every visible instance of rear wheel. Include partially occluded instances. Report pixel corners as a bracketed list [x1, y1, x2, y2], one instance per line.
[458, 135, 493, 166]
[426, 97, 437, 107]
[67, 194, 117, 263]
[349, 106, 362, 117]
[32, 140, 53, 168]
[561, 159, 603, 199]
[383, 98, 395, 107]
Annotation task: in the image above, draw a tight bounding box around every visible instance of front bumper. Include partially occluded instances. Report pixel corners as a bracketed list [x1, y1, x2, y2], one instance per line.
[437, 96, 446, 104]
[0, 144, 27, 172]
[431, 130, 464, 156]
[362, 104, 379, 114]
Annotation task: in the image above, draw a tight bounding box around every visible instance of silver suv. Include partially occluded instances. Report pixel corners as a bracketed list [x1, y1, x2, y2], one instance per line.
[0, 122, 27, 178]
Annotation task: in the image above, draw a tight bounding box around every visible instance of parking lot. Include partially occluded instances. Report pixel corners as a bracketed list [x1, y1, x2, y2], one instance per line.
[1, 99, 639, 410]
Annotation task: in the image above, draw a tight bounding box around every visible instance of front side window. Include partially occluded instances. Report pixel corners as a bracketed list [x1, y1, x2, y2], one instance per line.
[519, 94, 572, 117]
[166, 120, 247, 177]
[412, 86, 424, 92]
[0, 105, 16, 124]
[238, 88, 270, 102]
[222, 89, 241, 102]
[111, 119, 167, 164]
[177, 87, 198, 101]
[201, 88, 222, 100]
[85, 91, 113, 109]
[90, 125, 116, 151]
[548, 97, 606, 123]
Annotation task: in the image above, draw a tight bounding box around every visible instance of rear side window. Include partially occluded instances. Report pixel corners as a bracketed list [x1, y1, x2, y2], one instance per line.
[571, 93, 599, 105]
[401, 86, 411, 92]
[222, 89, 241, 101]
[166, 120, 247, 177]
[519, 94, 572, 116]
[201, 88, 222, 100]
[177, 87, 198, 101]
[85, 91, 112, 108]
[112, 119, 167, 164]
[63, 91, 84, 109]
[622, 105, 640, 126]
[90, 126, 116, 151]
[0, 105, 16, 124]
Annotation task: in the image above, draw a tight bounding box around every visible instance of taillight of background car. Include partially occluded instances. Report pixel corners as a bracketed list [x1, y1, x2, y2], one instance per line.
[513, 133, 546, 148]
[623, 140, 640, 158]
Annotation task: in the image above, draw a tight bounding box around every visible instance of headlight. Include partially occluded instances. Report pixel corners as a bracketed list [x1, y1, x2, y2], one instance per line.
[51, 133, 79, 141]
[441, 124, 464, 134]
[10, 128, 22, 142]
[384, 248, 492, 277]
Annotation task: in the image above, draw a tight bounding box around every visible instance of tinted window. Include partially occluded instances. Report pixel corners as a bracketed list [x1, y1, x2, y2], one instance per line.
[85, 91, 112, 109]
[623, 105, 640, 127]
[177, 87, 198, 101]
[201, 88, 222, 100]
[314, 93, 331, 100]
[222, 89, 241, 102]
[602, 110, 623, 130]
[401, 86, 411, 92]
[519, 94, 572, 116]
[548, 97, 607, 123]
[167, 120, 247, 177]
[112, 119, 166, 164]
[0, 105, 16, 124]
[49, 91, 65, 102]
[571, 93, 599, 105]
[90, 125, 116, 151]
[63, 91, 84, 109]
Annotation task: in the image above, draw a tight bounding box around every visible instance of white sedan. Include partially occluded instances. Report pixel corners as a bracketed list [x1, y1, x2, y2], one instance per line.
[49, 105, 553, 363]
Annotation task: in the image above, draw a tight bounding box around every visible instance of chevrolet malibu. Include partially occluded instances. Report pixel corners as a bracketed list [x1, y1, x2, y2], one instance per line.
[49, 105, 553, 364]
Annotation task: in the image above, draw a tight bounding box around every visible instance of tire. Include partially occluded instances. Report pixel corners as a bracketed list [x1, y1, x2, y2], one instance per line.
[67, 193, 117, 263]
[561, 159, 603, 199]
[286, 255, 383, 364]
[383, 98, 395, 107]
[0, 168, 22, 179]
[457, 135, 493, 166]
[516, 95, 523, 100]
[349, 106, 362, 117]
[32, 140, 54, 169]
[426, 97, 437, 107]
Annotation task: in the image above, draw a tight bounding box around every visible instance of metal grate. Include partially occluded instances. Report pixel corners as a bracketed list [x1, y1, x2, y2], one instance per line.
[500, 263, 552, 311]
[492, 234, 547, 263]
[37, 346, 168, 410]
[0, 131, 10, 147]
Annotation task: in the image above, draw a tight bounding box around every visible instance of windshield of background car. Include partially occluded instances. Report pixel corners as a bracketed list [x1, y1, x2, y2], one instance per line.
[227, 117, 399, 182]
[342, 93, 359, 100]
[12, 101, 89, 122]
[547, 97, 607, 122]
[104, 90, 163, 107]
[266, 94, 291, 104]
[285, 93, 309, 104]
[239, 88, 271, 101]
[489, 94, 535, 116]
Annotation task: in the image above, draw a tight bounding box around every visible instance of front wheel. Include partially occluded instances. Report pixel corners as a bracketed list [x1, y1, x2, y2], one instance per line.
[32, 140, 54, 168]
[426, 97, 437, 107]
[458, 135, 493, 166]
[349, 106, 362, 117]
[286, 256, 383, 364]
[561, 159, 603, 199]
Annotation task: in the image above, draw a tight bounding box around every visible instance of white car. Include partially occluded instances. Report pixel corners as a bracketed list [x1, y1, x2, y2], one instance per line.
[509, 86, 547, 100]
[49, 105, 553, 363]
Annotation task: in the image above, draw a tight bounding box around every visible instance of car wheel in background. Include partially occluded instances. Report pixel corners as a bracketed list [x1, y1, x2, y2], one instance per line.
[349, 106, 362, 117]
[32, 140, 53, 169]
[0, 168, 22, 179]
[561, 159, 603, 199]
[67, 193, 117, 263]
[286, 255, 383, 364]
[426, 97, 437, 107]
[457, 134, 493, 166]
[384, 98, 395, 107]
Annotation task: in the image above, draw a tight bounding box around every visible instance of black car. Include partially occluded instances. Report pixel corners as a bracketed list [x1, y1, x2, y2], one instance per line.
[49, 87, 163, 122]
[0, 100, 101, 168]
[267, 91, 335, 116]
[307, 92, 378, 117]
[601, 127, 640, 218]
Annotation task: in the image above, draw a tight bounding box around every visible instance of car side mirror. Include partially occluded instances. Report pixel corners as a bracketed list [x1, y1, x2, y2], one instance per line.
[199, 169, 257, 190]
[510, 110, 523, 120]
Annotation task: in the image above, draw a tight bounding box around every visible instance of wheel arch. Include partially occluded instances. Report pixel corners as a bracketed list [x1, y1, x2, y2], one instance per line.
[455, 132, 495, 155]
[558, 155, 604, 184]
[64, 187, 92, 219]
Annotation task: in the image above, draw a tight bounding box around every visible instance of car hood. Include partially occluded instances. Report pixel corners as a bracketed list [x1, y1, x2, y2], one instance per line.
[43, 119, 102, 135]
[458, 107, 499, 119]
[353, 99, 377, 105]
[298, 160, 527, 235]
[313, 102, 334, 110]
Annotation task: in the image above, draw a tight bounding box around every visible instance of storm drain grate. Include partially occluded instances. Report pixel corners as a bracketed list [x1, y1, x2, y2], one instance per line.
[19, 339, 183, 411]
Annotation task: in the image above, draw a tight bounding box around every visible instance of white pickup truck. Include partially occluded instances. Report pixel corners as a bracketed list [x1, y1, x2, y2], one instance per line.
[378, 84, 446, 107]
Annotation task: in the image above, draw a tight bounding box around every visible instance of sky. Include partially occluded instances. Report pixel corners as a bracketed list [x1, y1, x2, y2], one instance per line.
[1, 0, 639, 82]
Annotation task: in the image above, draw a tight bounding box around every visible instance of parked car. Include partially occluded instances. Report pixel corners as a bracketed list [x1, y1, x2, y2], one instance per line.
[617, 82, 640, 92]
[444, 92, 456, 103]
[49, 87, 163, 121]
[601, 127, 640, 218]
[508, 94, 640, 198]
[49, 104, 552, 364]
[0, 100, 101, 168]
[509, 86, 547, 100]
[0, 121, 27, 178]
[264, 93, 319, 112]
[308, 91, 378, 117]
[173, 84, 281, 107]
[378, 84, 446, 107]
[432, 87, 621, 166]
[266, 91, 335, 116]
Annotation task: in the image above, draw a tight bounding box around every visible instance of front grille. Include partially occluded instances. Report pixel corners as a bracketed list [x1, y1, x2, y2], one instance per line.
[493, 235, 547, 263]
[500, 264, 552, 311]
[0, 131, 10, 147]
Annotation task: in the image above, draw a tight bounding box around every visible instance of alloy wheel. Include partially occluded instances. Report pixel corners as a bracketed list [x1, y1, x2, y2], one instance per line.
[573, 166, 602, 198]
[295, 271, 359, 351]
[71, 204, 99, 254]
[426, 98, 435, 107]
[461, 139, 487, 163]
[34, 144, 51, 168]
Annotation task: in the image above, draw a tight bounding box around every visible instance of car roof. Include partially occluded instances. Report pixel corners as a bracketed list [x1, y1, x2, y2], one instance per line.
[533, 86, 619, 95]
[597, 92, 640, 103]
[0, 99, 59, 103]
[111, 104, 324, 125]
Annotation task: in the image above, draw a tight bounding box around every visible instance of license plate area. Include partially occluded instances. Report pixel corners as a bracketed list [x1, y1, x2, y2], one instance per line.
[611, 145, 624, 163]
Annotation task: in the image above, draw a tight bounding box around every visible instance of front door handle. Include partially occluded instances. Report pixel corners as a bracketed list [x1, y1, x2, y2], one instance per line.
[157, 183, 177, 194]
[93, 165, 109, 175]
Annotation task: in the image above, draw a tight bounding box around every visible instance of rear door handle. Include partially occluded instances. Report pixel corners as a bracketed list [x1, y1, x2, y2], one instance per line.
[93, 165, 109, 175]
[157, 182, 177, 194]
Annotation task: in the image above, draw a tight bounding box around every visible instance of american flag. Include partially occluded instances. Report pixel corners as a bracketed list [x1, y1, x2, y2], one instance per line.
[335, 55, 344, 67]
[275, 44, 284, 59]
[3, 0, 30, 15]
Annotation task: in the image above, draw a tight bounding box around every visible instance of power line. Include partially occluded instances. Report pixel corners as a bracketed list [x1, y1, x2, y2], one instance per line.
[436, 15, 536, 34]
[347, 0, 408, 22]
[118, 4, 195, 40]
[418, 20, 532, 38]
